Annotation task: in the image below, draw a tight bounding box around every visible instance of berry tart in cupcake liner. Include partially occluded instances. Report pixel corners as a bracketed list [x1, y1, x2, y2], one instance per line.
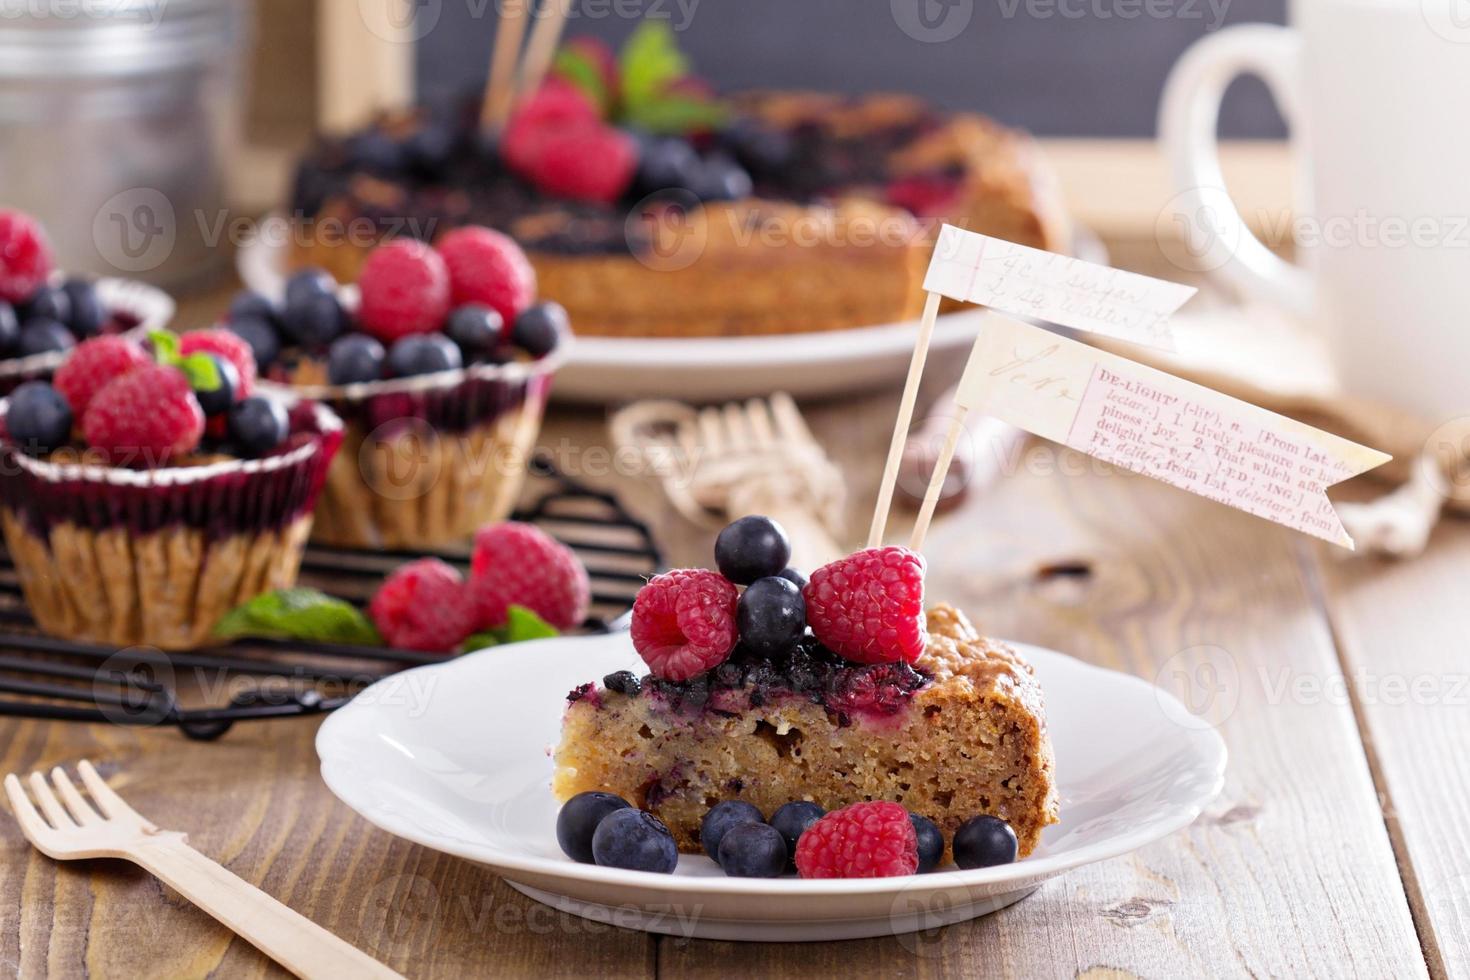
[269, 347, 563, 549]
[235, 226, 568, 550]
[0, 210, 176, 396]
[0, 324, 344, 651]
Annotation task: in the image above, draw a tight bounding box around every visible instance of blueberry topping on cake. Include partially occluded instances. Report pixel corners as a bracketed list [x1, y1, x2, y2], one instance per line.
[952, 814, 1019, 869]
[556, 791, 632, 864]
[591, 808, 678, 874]
[699, 800, 764, 860]
[717, 821, 787, 878]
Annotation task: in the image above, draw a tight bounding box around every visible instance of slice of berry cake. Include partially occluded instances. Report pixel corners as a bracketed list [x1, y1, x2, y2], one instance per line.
[553, 528, 1059, 858]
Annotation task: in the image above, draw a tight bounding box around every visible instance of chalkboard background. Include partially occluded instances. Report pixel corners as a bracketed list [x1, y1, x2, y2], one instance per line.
[414, 0, 1288, 138]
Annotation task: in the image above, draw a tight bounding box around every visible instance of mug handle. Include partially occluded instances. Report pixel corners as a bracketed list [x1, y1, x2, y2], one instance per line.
[1158, 24, 1314, 314]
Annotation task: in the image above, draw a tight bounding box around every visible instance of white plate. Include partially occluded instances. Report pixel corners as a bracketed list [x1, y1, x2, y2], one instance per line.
[239, 217, 1105, 403]
[317, 633, 1226, 942]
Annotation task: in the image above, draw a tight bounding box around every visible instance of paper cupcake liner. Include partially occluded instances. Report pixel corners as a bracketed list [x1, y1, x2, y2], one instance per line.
[265, 349, 563, 548]
[0, 397, 343, 650]
[0, 276, 177, 396]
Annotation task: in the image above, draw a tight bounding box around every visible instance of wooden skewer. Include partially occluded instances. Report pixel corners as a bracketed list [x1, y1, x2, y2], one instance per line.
[908, 406, 973, 552]
[867, 290, 942, 548]
[481, 0, 532, 130]
[517, 0, 574, 101]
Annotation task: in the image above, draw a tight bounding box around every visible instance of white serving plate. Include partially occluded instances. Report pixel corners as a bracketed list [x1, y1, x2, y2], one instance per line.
[317, 632, 1226, 942]
[239, 217, 1105, 403]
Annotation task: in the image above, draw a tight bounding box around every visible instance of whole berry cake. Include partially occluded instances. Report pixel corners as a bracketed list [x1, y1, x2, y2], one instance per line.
[287, 25, 1069, 338]
[220, 227, 564, 548]
[0, 331, 341, 649]
[0, 209, 174, 395]
[553, 518, 1059, 859]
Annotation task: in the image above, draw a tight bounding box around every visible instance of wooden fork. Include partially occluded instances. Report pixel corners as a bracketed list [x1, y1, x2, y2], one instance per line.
[3, 761, 402, 980]
[610, 392, 846, 568]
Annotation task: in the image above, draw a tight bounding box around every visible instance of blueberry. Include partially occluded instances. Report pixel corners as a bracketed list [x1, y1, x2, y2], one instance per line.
[192, 354, 239, 417]
[699, 800, 764, 860]
[591, 808, 678, 874]
[405, 122, 457, 177]
[345, 130, 408, 175]
[910, 813, 944, 873]
[952, 815, 1018, 869]
[227, 396, 290, 457]
[769, 801, 824, 867]
[717, 821, 788, 878]
[446, 304, 505, 360]
[777, 567, 807, 591]
[637, 137, 701, 194]
[62, 279, 104, 337]
[714, 515, 791, 585]
[693, 155, 753, 202]
[17, 319, 75, 357]
[229, 289, 279, 326]
[603, 670, 642, 696]
[281, 290, 345, 348]
[556, 791, 632, 864]
[21, 284, 71, 326]
[0, 302, 18, 354]
[720, 118, 794, 176]
[5, 381, 72, 454]
[227, 315, 282, 370]
[283, 267, 336, 309]
[327, 333, 386, 385]
[387, 334, 462, 377]
[737, 576, 805, 657]
[511, 302, 568, 358]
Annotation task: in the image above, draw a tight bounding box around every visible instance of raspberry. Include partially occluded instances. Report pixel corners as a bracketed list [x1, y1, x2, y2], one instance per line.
[631, 569, 739, 681]
[511, 123, 637, 205]
[502, 79, 600, 174]
[794, 801, 918, 879]
[53, 336, 150, 416]
[357, 239, 452, 342]
[885, 175, 965, 218]
[0, 210, 54, 304]
[803, 547, 927, 665]
[467, 521, 591, 631]
[435, 226, 535, 328]
[180, 328, 257, 397]
[82, 363, 204, 466]
[369, 558, 477, 653]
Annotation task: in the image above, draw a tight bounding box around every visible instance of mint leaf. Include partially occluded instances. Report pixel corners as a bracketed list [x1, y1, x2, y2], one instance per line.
[624, 95, 729, 135]
[148, 329, 181, 364]
[177, 352, 223, 392]
[459, 605, 558, 653]
[501, 605, 559, 643]
[214, 589, 382, 645]
[620, 21, 688, 113]
[462, 631, 501, 653]
[553, 47, 609, 114]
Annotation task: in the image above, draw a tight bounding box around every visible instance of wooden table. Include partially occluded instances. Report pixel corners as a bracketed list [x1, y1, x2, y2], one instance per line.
[2, 240, 1465, 979]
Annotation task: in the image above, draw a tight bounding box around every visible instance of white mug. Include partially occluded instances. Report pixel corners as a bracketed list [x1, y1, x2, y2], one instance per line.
[1160, 0, 1470, 421]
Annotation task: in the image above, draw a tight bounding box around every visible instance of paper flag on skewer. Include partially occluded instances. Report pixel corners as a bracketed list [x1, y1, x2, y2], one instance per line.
[921, 225, 1390, 549]
[925, 224, 1194, 351]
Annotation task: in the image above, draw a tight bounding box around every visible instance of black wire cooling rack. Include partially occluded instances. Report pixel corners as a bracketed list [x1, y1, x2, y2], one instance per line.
[0, 455, 662, 740]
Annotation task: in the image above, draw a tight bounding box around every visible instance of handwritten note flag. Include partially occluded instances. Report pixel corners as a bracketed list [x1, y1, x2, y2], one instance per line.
[914, 225, 1390, 549]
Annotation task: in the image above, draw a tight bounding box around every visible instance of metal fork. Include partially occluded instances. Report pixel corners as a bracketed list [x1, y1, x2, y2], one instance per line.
[4, 761, 402, 980]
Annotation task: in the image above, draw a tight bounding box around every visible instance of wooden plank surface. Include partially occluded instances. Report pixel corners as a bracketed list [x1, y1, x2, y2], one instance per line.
[1316, 523, 1470, 980]
[0, 248, 1450, 978]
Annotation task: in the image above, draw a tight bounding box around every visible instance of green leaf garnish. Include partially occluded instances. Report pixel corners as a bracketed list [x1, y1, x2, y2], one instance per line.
[214, 589, 382, 645]
[554, 47, 610, 114]
[460, 605, 559, 653]
[176, 352, 223, 392]
[624, 95, 730, 135]
[148, 329, 181, 363]
[619, 21, 689, 112]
